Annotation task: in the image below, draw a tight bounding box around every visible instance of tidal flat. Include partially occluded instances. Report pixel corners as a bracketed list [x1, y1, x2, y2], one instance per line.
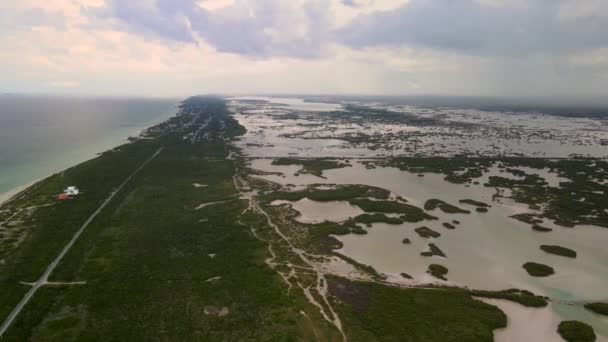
[234, 96, 608, 340]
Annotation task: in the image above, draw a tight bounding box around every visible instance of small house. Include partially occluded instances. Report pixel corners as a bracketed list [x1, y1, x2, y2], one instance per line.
[65, 186, 79, 196]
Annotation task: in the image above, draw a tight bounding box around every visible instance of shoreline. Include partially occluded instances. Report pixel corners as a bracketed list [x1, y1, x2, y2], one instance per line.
[0, 103, 178, 208]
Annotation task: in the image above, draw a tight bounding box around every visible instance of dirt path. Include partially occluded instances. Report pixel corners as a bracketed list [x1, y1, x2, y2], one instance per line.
[233, 171, 347, 341]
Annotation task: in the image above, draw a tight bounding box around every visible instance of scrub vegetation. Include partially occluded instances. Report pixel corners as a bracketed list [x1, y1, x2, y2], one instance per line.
[584, 303, 608, 316]
[522, 262, 555, 277]
[427, 264, 449, 280]
[421, 243, 447, 258]
[6, 96, 604, 341]
[424, 199, 470, 214]
[415, 226, 441, 238]
[557, 320, 596, 342]
[472, 289, 548, 308]
[375, 157, 608, 229]
[327, 276, 506, 341]
[0, 97, 332, 341]
[272, 158, 350, 178]
[349, 198, 437, 222]
[540, 245, 577, 258]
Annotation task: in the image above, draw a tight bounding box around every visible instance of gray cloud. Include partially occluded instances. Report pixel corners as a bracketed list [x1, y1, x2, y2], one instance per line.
[336, 0, 608, 56]
[94, 0, 331, 57]
[88, 0, 608, 61]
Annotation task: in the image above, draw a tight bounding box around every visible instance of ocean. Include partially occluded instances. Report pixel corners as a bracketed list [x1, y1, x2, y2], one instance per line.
[0, 94, 178, 202]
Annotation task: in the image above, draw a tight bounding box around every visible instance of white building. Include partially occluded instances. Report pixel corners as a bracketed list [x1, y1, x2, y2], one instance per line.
[65, 186, 79, 196]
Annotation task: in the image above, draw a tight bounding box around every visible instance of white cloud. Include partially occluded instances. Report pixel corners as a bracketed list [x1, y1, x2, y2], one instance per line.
[0, 0, 607, 98]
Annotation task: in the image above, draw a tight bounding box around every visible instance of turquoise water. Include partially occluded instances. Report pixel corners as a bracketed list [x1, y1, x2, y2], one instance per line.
[0, 94, 178, 200]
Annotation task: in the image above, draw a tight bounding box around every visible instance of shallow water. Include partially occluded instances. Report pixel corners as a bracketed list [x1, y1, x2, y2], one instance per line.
[250, 159, 608, 338]
[271, 198, 363, 224]
[238, 96, 608, 337]
[0, 95, 177, 202]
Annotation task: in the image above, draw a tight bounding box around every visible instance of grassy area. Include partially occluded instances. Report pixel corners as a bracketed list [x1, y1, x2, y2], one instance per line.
[557, 320, 596, 342]
[540, 245, 577, 258]
[584, 302, 608, 316]
[328, 276, 506, 341]
[522, 262, 555, 277]
[272, 158, 350, 178]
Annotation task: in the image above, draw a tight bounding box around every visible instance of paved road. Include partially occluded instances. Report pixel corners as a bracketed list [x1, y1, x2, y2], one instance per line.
[0, 147, 163, 337]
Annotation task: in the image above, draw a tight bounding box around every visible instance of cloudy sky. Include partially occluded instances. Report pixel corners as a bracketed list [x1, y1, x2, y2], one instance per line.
[1, 0, 607, 97]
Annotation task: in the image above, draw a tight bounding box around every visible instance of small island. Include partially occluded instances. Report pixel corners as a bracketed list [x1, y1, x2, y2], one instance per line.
[427, 264, 448, 280]
[425, 199, 470, 214]
[532, 224, 552, 232]
[421, 243, 446, 257]
[442, 222, 456, 229]
[522, 262, 555, 277]
[415, 226, 441, 238]
[584, 302, 608, 316]
[540, 245, 577, 258]
[557, 320, 596, 342]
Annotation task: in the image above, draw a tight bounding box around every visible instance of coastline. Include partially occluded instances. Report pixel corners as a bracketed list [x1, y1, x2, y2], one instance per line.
[0, 180, 37, 207]
[0, 103, 178, 208]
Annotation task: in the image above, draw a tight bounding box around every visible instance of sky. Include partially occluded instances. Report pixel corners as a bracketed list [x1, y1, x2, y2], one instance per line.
[1, 0, 607, 98]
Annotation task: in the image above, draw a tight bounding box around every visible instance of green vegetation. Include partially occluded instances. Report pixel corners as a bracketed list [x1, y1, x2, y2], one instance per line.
[402, 238, 411, 244]
[349, 198, 437, 222]
[511, 213, 543, 225]
[272, 158, 350, 178]
[427, 264, 448, 280]
[557, 320, 596, 342]
[414, 226, 441, 238]
[442, 222, 456, 229]
[400, 273, 413, 279]
[353, 213, 403, 225]
[421, 243, 446, 258]
[378, 157, 490, 184]
[328, 276, 507, 341]
[522, 262, 555, 277]
[584, 302, 608, 316]
[540, 245, 577, 258]
[0, 97, 340, 341]
[459, 199, 490, 208]
[424, 199, 470, 214]
[264, 184, 390, 203]
[471, 289, 548, 308]
[379, 157, 608, 229]
[332, 253, 385, 282]
[532, 224, 552, 232]
[476, 207, 488, 213]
